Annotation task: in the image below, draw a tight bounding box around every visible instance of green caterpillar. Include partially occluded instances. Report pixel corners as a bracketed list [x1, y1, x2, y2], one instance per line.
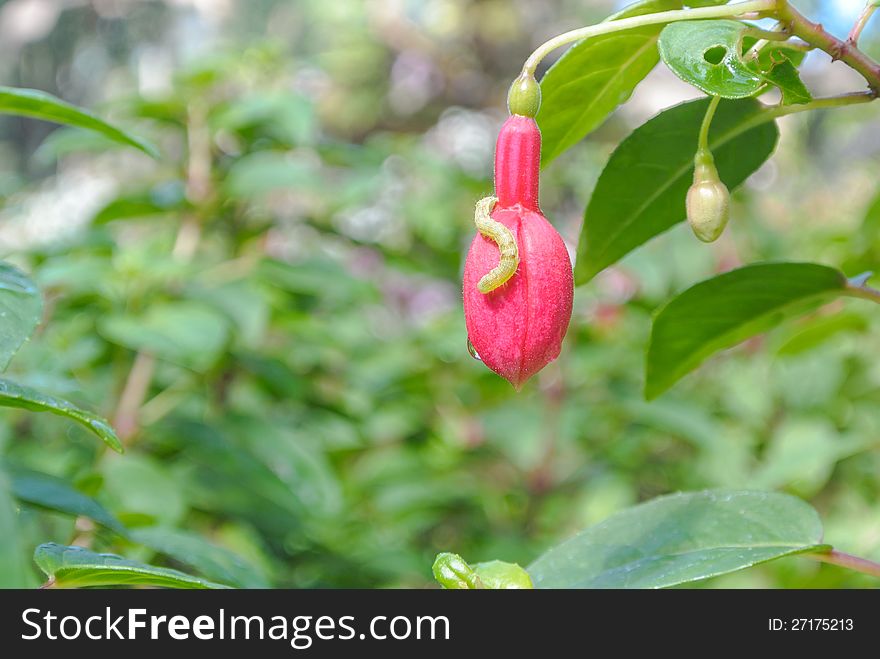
[474, 196, 519, 293]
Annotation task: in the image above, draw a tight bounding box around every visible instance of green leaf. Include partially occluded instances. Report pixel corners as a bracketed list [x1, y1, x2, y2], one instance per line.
[0, 86, 157, 158]
[0, 262, 42, 371]
[131, 526, 268, 588]
[754, 56, 812, 105]
[9, 468, 126, 534]
[538, 0, 683, 166]
[646, 263, 850, 399]
[658, 20, 765, 98]
[98, 302, 230, 372]
[0, 379, 122, 452]
[223, 151, 320, 199]
[92, 184, 188, 225]
[528, 490, 827, 588]
[0, 469, 31, 587]
[575, 98, 778, 283]
[775, 312, 868, 356]
[34, 543, 230, 589]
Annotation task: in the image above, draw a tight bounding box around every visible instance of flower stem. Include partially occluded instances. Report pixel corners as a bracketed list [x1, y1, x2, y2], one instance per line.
[807, 549, 880, 579]
[522, 0, 777, 75]
[697, 95, 721, 155]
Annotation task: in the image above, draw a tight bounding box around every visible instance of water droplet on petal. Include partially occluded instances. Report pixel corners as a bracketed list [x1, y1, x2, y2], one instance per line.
[467, 338, 481, 361]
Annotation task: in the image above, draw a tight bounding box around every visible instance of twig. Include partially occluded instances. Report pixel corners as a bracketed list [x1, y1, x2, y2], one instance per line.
[849, 2, 878, 46]
[807, 549, 880, 579]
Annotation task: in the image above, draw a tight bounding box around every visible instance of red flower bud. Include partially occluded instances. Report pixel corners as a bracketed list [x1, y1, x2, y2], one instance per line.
[463, 115, 574, 389]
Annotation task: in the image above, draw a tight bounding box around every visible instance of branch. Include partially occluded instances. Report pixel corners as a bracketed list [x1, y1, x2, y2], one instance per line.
[776, 0, 880, 92]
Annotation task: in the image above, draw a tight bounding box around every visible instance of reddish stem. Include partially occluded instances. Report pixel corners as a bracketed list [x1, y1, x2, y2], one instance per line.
[808, 549, 880, 578]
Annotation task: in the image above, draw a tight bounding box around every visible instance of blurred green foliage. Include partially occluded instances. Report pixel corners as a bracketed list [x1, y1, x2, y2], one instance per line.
[0, 0, 879, 588]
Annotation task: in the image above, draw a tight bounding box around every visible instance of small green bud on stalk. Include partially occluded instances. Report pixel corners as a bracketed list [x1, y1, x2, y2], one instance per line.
[507, 72, 541, 118]
[687, 155, 730, 243]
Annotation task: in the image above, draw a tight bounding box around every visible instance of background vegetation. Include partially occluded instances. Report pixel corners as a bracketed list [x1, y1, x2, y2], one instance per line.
[1, 0, 879, 588]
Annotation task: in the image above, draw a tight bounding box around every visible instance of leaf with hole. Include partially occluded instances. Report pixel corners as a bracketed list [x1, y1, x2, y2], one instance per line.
[0, 262, 42, 371]
[658, 20, 765, 98]
[528, 490, 827, 588]
[537, 0, 682, 166]
[645, 262, 857, 399]
[0, 379, 122, 452]
[9, 468, 126, 534]
[34, 543, 230, 589]
[575, 98, 777, 283]
[0, 86, 157, 157]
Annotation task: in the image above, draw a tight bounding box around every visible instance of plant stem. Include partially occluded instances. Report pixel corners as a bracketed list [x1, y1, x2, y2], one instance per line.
[522, 0, 777, 75]
[698, 95, 721, 154]
[776, 0, 880, 91]
[766, 91, 877, 120]
[111, 103, 211, 444]
[112, 351, 156, 443]
[807, 549, 880, 578]
[742, 27, 790, 42]
[849, 3, 877, 45]
[845, 278, 880, 304]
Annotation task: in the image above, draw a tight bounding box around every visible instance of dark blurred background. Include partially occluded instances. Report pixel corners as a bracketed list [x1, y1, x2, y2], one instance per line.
[1, 0, 879, 588]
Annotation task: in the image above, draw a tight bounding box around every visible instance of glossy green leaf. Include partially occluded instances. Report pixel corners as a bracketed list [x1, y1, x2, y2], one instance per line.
[538, 0, 682, 166]
[9, 468, 126, 534]
[529, 490, 827, 588]
[0, 86, 157, 157]
[659, 20, 765, 98]
[576, 98, 778, 283]
[131, 526, 268, 588]
[646, 263, 850, 399]
[34, 543, 230, 589]
[0, 262, 42, 371]
[755, 57, 811, 105]
[98, 302, 230, 372]
[0, 379, 123, 452]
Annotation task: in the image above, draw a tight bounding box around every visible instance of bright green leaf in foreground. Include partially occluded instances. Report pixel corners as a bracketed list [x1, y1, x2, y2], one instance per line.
[0, 379, 123, 452]
[34, 543, 230, 589]
[538, 0, 682, 166]
[646, 263, 853, 399]
[528, 490, 827, 588]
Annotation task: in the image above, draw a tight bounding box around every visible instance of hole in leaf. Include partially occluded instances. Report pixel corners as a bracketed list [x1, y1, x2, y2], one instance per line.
[703, 46, 727, 65]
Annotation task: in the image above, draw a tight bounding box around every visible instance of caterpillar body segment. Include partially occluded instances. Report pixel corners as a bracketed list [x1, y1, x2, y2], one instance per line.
[474, 196, 519, 294]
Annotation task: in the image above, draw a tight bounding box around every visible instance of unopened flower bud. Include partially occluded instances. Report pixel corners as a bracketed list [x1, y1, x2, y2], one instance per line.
[507, 72, 542, 118]
[687, 158, 730, 243]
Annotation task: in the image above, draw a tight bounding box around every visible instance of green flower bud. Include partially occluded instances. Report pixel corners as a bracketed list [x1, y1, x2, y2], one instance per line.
[432, 552, 483, 589]
[473, 560, 534, 589]
[687, 158, 730, 243]
[507, 72, 541, 118]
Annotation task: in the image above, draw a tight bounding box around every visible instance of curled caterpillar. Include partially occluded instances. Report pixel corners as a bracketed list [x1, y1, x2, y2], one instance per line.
[474, 196, 519, 293]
